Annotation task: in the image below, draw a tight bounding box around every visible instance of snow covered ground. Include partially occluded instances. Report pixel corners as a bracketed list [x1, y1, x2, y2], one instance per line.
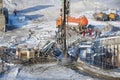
[1, 0, 120, 48]
[0, 0, 120, 80]
[0, 63, 101, 80]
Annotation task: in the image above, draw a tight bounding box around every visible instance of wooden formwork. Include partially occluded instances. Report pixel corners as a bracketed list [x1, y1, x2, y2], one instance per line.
[0, 0, 2, 7]
[0, 0, 6, 32]
[118, 44, 120, 67]
[0, 14, 5, 31]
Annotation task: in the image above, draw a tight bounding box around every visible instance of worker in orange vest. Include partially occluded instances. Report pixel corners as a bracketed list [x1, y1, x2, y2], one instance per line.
[88, 28, 92, 37]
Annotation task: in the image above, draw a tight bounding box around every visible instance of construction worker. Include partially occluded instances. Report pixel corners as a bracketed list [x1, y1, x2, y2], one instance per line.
[82, 29, 85, 37]
[98, 30, 101, 38]
[13, 9, 17, 16]
[95, 28, 98, 38]
[88, 28, 92, 37]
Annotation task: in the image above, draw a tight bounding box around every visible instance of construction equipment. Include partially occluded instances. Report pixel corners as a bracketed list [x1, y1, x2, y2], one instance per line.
[15, 41, 63, 64]
[56, 0, 69, 56]
[56, 0, 88, 56]
[93, 12, 108, 21]
[107, 13, 119, 21]
[56, 16, 88, 30]
[93, 12, 119, 21]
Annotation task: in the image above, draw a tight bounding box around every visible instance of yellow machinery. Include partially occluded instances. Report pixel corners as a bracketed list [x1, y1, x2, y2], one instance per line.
[0, 0, 6, 32]
[93, 12, 119, 21]
[108, 13, 119, 21]
[93, 12, 108, 21]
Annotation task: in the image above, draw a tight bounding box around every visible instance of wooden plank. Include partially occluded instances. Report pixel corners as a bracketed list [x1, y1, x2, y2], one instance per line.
[0, 15, 5, 31]
[118, 44, 120, 67]
[0, 3, 2, 8]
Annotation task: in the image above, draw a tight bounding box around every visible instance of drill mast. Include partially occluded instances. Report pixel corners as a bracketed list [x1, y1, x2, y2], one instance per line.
[57, 0, 70, 56]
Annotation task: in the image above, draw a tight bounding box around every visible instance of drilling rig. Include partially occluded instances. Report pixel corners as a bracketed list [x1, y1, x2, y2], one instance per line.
[57, 0, 70, 56]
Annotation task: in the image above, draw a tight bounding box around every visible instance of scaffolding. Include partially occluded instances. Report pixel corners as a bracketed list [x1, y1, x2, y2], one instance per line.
[93, 36, 120, 69]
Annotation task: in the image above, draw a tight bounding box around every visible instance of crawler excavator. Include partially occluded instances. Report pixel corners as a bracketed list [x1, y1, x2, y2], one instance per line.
[93, 12, 108, 21]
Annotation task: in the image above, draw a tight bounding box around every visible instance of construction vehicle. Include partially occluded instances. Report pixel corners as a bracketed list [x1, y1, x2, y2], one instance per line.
[107, 13, 119, 21]
[15, 41, 63, 64]
[93, 12, 119, 21]
[93, 12, 108, 21]
[56, 16, 88, 30]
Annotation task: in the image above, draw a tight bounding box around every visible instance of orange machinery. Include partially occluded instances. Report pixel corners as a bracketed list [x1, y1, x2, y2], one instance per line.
[56, 16, 88, 28]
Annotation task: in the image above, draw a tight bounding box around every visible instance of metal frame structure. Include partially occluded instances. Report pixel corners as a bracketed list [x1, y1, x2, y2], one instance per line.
[57, 0, 70, 56]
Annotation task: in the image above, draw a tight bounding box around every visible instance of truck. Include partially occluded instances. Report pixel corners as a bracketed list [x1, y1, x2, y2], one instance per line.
[93, 12, 108, 21]
[93, 12, 119, 21]
[107, 13, 119, 21]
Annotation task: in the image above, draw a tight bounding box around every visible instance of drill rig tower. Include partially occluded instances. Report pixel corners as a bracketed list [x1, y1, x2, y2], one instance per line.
[57, 0, 70, 56]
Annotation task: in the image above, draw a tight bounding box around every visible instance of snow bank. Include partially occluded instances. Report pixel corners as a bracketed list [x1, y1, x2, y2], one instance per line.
[0, 64, 100, 80]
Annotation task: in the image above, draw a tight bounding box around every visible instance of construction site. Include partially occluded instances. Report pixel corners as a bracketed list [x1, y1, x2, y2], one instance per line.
[0, 0, 120, 80]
